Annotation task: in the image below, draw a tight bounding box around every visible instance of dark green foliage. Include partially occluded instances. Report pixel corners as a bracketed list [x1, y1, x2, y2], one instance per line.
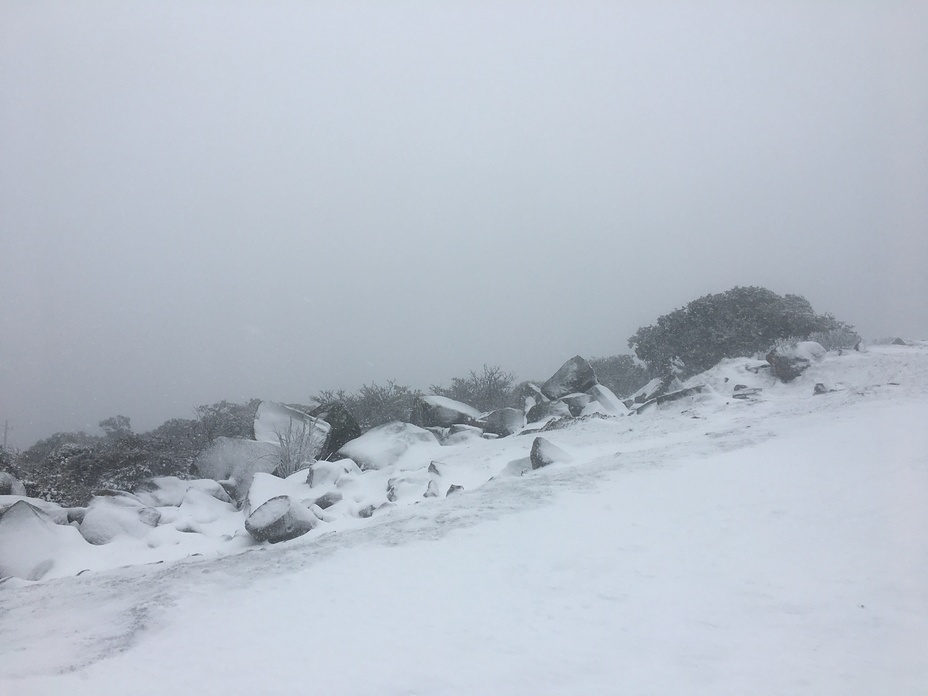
[628, 286, 854, 377]
[430, 364, 519, 413]
[588, 355, 650, 398]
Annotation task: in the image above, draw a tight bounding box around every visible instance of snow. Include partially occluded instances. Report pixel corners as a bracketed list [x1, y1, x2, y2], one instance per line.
[1, 343, 927, 694]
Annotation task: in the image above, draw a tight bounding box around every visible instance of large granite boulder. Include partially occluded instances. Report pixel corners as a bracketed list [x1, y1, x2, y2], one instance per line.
[78, 494, 161, 545]
[409, 395, 482, 428]
[526, 399, 571, 424]
[309, 401, 362, 460]
[254, 401, 330, 461]
[0, 501, 92, 581]
[530, 437, 573, 470]
[541, 356, 597, 400]
[483, 408, 526, 437]
[586, 384, 628, 415]
[337, 422, 441, 471]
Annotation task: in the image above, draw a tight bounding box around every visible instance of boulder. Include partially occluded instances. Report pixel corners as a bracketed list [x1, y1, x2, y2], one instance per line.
[244, 495, 317, 544]
[813, 383, 829, 395]
[526, 400, 571, 424]
[0, 501, 92, 581]
[446, 484, 464, 496]
[309, 401, 362, 460]
[891, 337, 907, 345]
[193, 437, 282, 504]
[586, 384, 628, 416]
[424, 480, 441, 498]
[625, 374, 683, 408]
[541, 356, 598, 400]
[306, 458, 361, 488]
[337, 422, 440, 471]
[133, 476, 233, 507]
[0, 472, 26, 497]
[766, 341, 826, 383]
[0, 495, 70, 525]
[78, 495, 161, 545]
[254, 401, 330, 463]
[634, 385, 707, 414]
[409, 395, 482, 428]
[530, 437, 573, 470]
[483, 407, 526, 437]
[560, 393, 593, 417]
[310, 491, 343, 510]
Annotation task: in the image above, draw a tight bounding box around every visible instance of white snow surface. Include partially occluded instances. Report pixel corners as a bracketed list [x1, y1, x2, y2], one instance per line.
[1, 343, 927, 694]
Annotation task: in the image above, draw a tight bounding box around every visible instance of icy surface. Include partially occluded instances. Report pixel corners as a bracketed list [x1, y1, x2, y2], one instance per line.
[1, 343, 927, 694]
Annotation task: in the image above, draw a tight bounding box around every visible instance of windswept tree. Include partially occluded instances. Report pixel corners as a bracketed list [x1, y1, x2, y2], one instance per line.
[628, 286, 857, 377]
[430, 364, 518, 412]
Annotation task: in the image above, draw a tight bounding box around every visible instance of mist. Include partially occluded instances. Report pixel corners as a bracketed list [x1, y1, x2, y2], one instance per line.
[2, 1, 926, 448]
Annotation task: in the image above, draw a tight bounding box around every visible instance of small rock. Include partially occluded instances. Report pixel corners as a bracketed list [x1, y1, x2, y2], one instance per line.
[530, 437, 573, 470]
[446, 484, 464, 497]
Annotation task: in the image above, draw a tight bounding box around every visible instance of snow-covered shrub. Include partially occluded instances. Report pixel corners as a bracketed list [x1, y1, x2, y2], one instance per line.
[430, 364, 519, 412]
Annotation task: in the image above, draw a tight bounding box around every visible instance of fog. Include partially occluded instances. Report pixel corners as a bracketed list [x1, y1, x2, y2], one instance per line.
[1, 1, 926, 449]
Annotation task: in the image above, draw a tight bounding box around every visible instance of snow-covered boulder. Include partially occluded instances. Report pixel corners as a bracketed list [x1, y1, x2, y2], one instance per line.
[254, 401, 330, 460]
[78, 495, 161, 545]
[560, 393, 594, 416]
[530, 437, 573, 470]
[0, 495, 70, 525]
[541, 356, 597, 400]
[766, 341, 826, 383]
[0, 471, 26, 496]
[483, 407, 526, 437]
[409, 395, 482, 428]
[244, 495, 317, 544]
[0, 501, 92, 581]
[307, 458, 362, 488]
[625, 374, 683, 408]
[193, 437, 282, 503]
[586, 384, 628, 416]
[133, 476, 233, 507]
[526, 399, 571, 424]
[337, 422, 441, 471]
[244, 471, 314, 515]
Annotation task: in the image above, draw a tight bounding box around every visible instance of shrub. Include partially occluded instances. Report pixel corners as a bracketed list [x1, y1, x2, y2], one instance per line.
[430, 364, 518, 412]
[628, 286, 855, 377]
[313, 381, 421, 431]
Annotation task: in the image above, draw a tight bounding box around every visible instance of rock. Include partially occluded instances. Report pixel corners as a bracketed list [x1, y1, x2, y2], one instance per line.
[357, 504, 377, 518]
[133, 476, 233, 507]
[79, 495, 161, 545]
[813, 383, 828, 395]
[0, 472, 26, 497]
[193, 437, 282, 503]
[309, 401, 362, 460]
[625, 374, 683, 407]
[634, 385, 707, 413]
[541, 356, 598, 400]
[244, 495, 316, 544]
[732, 385, 762, 400]
[0, 495, 70, 525]
[560, 393, 593, 416]
[530, 437, 573, 470]
[311, 491, 343, 510]
[891, 337, 907, 345]
[0, 501, 91, 581]
[337, 421, 440, 471]
[586, 384, 628, 416]
[766, 341, 826, 383]
[428, 461, 442, 476]
[307, 458, 362, 488]
[483, 407, 526, 437]
[526, 399, 571, 424]
[409, 395, 482, 428]
[499, 457, 531, 477]
[446, 484, 464, 496]
[443, 425, 485, 446]
[254, 401, 330, 455]
[424, 480, 441, 498]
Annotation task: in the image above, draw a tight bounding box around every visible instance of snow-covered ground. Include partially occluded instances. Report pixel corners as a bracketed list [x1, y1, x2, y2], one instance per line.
[2, 344, 927, 695]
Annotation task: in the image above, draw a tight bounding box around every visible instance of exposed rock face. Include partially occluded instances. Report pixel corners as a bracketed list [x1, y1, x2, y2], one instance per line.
[526, 400, 571, 424]
[244, 495, 317, 544]
[409, 395, 482, 428]
[530, 437, 573, 469]
[541, 356, 598, 400]
[0, 472, 26, 497]
[310, 402, 362, 460]
[483, 407, 527, 437]
[337, 422, 440, 471]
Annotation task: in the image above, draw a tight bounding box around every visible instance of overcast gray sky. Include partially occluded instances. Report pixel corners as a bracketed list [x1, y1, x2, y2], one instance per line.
[2, 1, 927, 448]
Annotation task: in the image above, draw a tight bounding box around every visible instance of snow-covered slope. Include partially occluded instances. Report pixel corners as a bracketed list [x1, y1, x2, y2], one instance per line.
[1, 343, 926, 694]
